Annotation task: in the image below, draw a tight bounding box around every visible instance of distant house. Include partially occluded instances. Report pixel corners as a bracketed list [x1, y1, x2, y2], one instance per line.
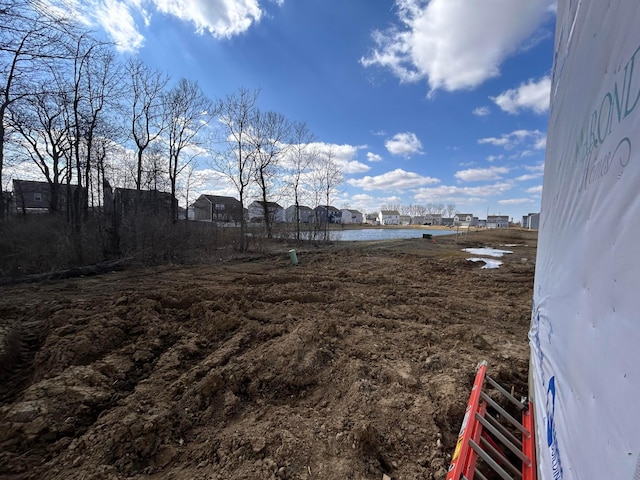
[365, 213, 379, 225]
[312, 205, 341, 224]
[340, 209, 363, 224]
[285, 205, 313, 224]
[442, 217, 454, 227]
[247, 200, 284, 223]
[192, 194, 243, 224]
[454, 213, 478, 226]
[487, 215, 510, 228]
[425, 213, 442, 226]
[349, 210, 363, 224]
[378, 210, 400, 225]
[522, 212, 540, 230]
[11, 179, 81, 215]
[399, 215, 411, 225]
[412, 215, 426, 225]
[105, 187, 177, 219]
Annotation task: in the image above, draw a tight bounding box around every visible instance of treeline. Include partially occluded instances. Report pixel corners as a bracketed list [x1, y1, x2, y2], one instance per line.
[0, 1, 342, 274]
[379, 203, 457, 217]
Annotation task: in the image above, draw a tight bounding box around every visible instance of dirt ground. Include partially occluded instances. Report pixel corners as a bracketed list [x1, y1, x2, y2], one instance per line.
[0, 228, 537, 480]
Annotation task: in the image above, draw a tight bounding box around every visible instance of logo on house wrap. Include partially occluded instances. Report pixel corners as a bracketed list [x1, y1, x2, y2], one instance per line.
[574, 44, 640, 194]
[546, 376, 564, 479]
[530, 306, 546, 384]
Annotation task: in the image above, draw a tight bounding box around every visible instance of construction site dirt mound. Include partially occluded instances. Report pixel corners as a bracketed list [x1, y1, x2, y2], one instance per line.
[0, 229, 537, 479]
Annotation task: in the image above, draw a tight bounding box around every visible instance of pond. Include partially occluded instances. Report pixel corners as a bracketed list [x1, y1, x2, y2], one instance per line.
[327, 228, 455, 241]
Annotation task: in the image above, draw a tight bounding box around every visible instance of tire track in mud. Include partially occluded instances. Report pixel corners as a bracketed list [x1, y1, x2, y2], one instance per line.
[0, 320, 47, 404]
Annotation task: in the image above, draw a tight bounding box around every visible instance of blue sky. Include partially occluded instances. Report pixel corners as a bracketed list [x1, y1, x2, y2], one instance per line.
[47, 0, 556, 221]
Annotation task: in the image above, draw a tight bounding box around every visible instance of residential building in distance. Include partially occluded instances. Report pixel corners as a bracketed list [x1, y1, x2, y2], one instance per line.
[11, 179, 82, 215]
[378, 210, 400, 225]
[312, 205, 342, 224]
[105, 187, 177, 219]
[365, 213, 379, 225]
[487, 215, 510, 228]
[425, 213, 442, 226]
[192, 195, 243, 223]
[247, 200, 284, 223]
[285, 205, 313, 224]
[453, 213, 477, 226]
[522, 212, 540, 230]
[340, 209, 363, 224]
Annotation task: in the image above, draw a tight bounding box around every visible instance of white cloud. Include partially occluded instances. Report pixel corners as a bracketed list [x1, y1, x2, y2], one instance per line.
[491, 76, 551, 114]
[473, 106, 491, 116]
[360, 0, 555, 93]
[152, 0, 263, 38]
[525, 163, 545, 172]
[414, 182, 513, 203]
[346, 193, 378, 213]
[340, 161, 370, 175]
[379, 195, 403, 205]
[487, 155, 504, 162]
[527, 185, 543, 194]
[192, 168, 238, 198]
[367, 152, 383, 162]
[455, 166, 509, 182]
[478, 129, 546, 150]
[96, 0, 144, 51]
[307, 142, 370, 175]
[351, 193, 375, 203]
[516, 173, 542, 181]
[348, 168, 439, 191]
[385, 132, 424, 157]
[46, 0, 279, 51]
[498, 198, 532, 205]
[534, 135, 547, 150]
[4, 162, 47, 184]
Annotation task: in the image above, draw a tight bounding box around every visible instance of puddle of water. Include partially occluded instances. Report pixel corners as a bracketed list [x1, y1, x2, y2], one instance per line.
[467, 258, 503, 269]
[462, 247, 513, 257]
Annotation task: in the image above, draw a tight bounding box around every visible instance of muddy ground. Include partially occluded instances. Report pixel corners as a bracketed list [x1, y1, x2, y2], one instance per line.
[0, 229, 537, 480]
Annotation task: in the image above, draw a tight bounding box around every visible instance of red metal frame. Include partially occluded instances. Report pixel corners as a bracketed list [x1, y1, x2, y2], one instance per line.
[522, 402, 537, 480]
[463, 401, 487, 478]
[446, 363, 487, 480]
[446, 363, 538, 480]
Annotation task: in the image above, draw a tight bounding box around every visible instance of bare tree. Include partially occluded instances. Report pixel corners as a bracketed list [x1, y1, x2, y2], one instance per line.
[381, 203, 402, 212]
[311, 147, 343, 240]
[398, 204, 412, 215]
[127, 58, 168, 192]
[143, 144, 170, 192]
[0, 0, 73, 218]
[81, 47, 122, 217]
[286, 121, 316, 240]
[61, 33, 121, 225]
[411, 204, 428, 216]
[212, 87, 260, 250]
[250, 110, 291, 238]
[446, 203, 456, 217]
[177, 162, 202, 223]
[9, 85, 71, 212]
[163, 78, 213, 222]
